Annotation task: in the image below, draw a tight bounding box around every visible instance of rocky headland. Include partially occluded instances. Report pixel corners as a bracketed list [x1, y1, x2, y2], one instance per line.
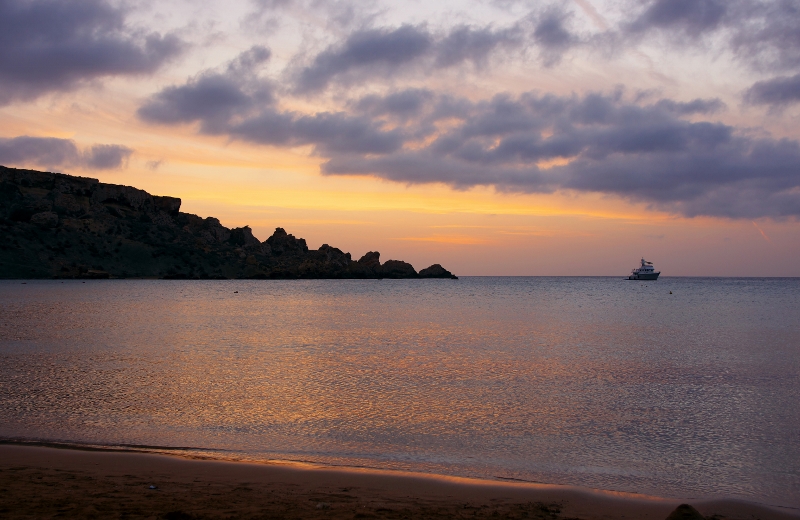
[0, 166, 457, 280]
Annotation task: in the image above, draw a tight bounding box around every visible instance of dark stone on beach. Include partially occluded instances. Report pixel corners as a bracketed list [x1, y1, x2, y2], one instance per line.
[665, 504, 705, 520]
[419, 263, 458, 279]
[0, 165, 457, 280]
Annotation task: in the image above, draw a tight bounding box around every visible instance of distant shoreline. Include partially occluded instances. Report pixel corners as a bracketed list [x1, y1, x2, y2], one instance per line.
[1, 443, 797, 520]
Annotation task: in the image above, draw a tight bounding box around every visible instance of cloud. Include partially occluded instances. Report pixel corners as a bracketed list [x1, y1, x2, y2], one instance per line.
[293, 21, 528, 93]
[532, 6, 579, 66]
[353, 88, 435, 119]
[146, 160, 164, 171]
[729, 0, 800, 73]
[319, 91, 800, 219]
[0, 137, 132, 171]
[654, 98, 726, 115]
[230, 110, 404, 154]
[435, 25, 523, 68]
[248, 0, 380, 31]
[84, 144, 133, 170]
[627, 0, 727, 38]
[138, 46, 800, 220]
[138, 46, 273, 133]
[744, 73, 800, 106]
[621, 0, 800, 74]
[139, 48, 403, 154]
[0, 0, 183, 105]
[295, 25, 433, 93]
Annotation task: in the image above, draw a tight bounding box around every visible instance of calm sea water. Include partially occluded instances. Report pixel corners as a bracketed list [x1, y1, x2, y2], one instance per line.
[1, 278, 798, 506]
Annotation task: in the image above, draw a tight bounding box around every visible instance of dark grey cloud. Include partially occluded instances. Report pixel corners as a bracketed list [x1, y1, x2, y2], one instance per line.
[435, 25, 523, 67]
[295, 25, 433, 93]
[0, 0, 183, 105]
[230, 110, 404, 154]
[0, 137, 132, 171]
[139, 48, 402, 155]
[138, 74, 255, 131]
[138, 46, 273, 133]
[294, 22, 527, 93]
[654, 98, 726, 115]
[729, 0, 800, 73]
[627, 0, 726, 37]
[532, 7, 578, 66]
[745, 73, 800, 106]
[139, 47, 800, 219]
[353, 88, 435, 119]
[622, 0, 800, 74]
[319, 91, 800, 219]
[84, 144, 134, 170]
[466, 0, 800, 85]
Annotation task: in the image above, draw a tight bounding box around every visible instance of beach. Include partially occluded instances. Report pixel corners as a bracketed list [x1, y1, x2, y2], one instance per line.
[0, 444, 797, 520]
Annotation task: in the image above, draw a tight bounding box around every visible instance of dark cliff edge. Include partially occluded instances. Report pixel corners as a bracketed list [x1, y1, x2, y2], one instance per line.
[0, 166, 458, 280]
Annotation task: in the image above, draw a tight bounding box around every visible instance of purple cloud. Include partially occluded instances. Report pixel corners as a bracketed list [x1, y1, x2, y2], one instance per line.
[0, 0, 183, 105]
[0, 137, 132, 171]
[745, 73, 800, 106]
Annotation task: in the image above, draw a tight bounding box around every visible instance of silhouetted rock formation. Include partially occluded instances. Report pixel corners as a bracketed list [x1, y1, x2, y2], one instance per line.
[419, 264, 458, 279]
[0, 166, 458, 280]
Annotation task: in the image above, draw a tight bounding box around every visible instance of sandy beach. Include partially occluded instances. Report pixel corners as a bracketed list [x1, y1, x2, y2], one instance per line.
[0, 444, 796, 520]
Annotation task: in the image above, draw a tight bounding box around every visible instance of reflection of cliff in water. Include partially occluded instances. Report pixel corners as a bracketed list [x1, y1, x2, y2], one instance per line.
[0, 165, 457, 280]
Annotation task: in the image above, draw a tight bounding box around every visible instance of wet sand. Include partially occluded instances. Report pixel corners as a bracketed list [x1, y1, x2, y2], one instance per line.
[0, 445, 796, 520]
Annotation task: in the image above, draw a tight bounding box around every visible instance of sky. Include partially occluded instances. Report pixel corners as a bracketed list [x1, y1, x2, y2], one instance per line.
[1, 0, 800, 276]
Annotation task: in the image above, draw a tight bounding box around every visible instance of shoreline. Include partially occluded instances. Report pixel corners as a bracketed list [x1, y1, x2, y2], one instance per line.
[1, 444, 797, 519]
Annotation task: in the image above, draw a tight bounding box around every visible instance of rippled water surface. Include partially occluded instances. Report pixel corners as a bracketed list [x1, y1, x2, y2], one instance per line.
[1, 278, 798, 506]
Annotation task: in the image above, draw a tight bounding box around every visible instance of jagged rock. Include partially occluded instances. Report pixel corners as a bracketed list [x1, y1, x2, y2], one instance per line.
[358, 251, 381, 268]
[266, 227, 308, 256]
[230, 226, 261, 248]
[0, 166, 457, 280]
[379, 260, 418, 278]
[419, 264, 458, 279]
[319, 244, 352, 268]
[204, 218, 230, 242]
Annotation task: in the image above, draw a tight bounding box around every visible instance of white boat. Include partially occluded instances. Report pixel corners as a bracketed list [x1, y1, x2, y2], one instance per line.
[627, 258, 660, 280]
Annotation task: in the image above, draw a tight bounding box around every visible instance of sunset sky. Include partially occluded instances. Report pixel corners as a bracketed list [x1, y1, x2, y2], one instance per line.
[2, 0, 799, 275]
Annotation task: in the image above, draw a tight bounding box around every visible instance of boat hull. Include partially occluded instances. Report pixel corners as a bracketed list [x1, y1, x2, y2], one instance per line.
[628, 272, 660, 280]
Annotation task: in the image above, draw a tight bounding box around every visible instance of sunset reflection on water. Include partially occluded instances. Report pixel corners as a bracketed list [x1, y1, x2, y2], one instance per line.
[1, 278, 798, 506]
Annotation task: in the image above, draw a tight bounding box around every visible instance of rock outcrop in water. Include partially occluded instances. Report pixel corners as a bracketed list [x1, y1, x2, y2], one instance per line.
[0, 166, 458, 280]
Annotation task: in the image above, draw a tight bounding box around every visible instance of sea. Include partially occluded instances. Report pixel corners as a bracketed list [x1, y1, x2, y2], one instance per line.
[1, 278, 798, 507]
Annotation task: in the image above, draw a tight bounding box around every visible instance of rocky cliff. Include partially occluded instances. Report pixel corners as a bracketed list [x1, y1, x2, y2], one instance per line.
[0, 166, 457, 280]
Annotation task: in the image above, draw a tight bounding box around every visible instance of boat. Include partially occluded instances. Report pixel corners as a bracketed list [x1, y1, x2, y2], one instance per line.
[627, 258, 660, 280]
